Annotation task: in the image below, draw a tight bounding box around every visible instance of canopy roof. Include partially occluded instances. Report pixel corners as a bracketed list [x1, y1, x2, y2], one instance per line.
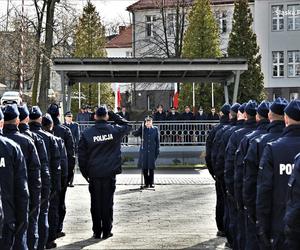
[53, 57, 248, 85]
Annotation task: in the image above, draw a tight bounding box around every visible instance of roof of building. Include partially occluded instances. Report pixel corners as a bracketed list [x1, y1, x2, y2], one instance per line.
[127, 0, 254, 11]
[105, 26, 132, 49]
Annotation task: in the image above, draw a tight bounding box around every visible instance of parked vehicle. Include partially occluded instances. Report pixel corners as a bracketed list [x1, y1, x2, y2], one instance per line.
[1, 91, 22, 105]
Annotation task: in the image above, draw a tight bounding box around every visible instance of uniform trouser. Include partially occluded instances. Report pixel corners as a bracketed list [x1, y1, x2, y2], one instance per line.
[215, 180, 225, 232]
[27, 198, 40, 250]
[37, 188, 50, 250]
[270, 233, 287, 250]
[47, 191, 60, 243]
[0, 224, 16, 250]
[143, 169, 154, 186]
[89, 177, 116, 236]
[58, 176, 68, 233]
[228, 197, 238, 250]
[237, 209, 245, 250]
[285, 230, 300, 250]
[244, 213, 259, 250]
[68, 165, 75, 186]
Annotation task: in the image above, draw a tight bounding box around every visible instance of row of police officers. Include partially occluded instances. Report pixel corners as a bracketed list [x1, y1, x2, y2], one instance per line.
[0, 103, 76, 250]
[206, 98, 300, 250]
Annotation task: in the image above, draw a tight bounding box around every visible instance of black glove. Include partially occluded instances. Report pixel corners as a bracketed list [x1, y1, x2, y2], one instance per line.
[108, 111, 129, 125]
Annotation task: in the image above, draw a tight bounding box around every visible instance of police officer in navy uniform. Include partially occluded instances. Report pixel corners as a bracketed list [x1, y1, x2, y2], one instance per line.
[234, 101, 270, 250]
[0, 135, 29, 250]
[133, 116, 160, 188]
[18, 105, 51, 250]
[3, 105, 41, 250]
[285, 153, 300, 250]
[213, 103, 241, 247]
[208, 103, 231, 237]
[29, 107, 61, 249]
[47, 104, 75, 239]
[243, 97, 288, 250]
[78, 106, 131, 239]
[256, 100, 300, 249]
[224, 100, 257, 250]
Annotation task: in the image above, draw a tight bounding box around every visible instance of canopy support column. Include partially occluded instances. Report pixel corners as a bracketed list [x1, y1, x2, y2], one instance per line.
[233, 70, 241, 103]
[67, 83, 72, 112]
[60, 72, 67, 113]
[224, 82, 229, 104]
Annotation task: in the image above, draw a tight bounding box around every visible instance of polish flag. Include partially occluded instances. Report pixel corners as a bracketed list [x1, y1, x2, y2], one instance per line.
[173, 83, 179, 109]
[117, 84, 122, 107]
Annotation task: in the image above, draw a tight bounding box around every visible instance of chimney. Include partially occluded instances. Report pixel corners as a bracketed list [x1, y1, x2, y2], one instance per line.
[119, 26, 126, 34]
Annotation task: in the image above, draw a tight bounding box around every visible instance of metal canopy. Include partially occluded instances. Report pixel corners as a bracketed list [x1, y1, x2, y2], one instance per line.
[53, 57, 247, 84]
[52, 57, 248, 112]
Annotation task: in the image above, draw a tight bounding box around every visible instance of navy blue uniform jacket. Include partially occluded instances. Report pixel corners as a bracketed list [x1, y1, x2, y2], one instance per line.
[256, 125, 300, 239]
[0, 136, 29, 250]
[78, 120, 131, 179]
[133, 126, 160, 170]
[243, 120, 285, 220]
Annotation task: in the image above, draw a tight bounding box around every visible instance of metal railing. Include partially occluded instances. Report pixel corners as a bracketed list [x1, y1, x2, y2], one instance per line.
[78, 121, 218, 146]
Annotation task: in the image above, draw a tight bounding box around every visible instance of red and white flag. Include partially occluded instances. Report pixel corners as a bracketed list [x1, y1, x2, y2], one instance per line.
[173, 83, 179, 109]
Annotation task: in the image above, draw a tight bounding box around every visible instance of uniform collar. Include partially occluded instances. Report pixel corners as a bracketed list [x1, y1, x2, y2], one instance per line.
[256, 119, 270, 130]
[29, 121, 42, 130]
[230, 118, 237, 125]
[267, 120, 285, 132]
[282, 124, 300, 137]
[220, 115, 230, 124]
[3, 124, 19, 134]
[236, 119, 245, 126]
[18, 123, 30, 132]
[243, 118, 256, 128]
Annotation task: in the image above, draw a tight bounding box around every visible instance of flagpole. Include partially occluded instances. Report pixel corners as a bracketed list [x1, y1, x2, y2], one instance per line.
[192, 82, 195, 108]
[211, 82, 214, 107]
[114, 83, 118, 112]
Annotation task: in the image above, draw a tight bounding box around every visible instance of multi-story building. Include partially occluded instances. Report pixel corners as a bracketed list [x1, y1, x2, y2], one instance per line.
[127, 0, 299, 100]
[255, 0, 300, 100]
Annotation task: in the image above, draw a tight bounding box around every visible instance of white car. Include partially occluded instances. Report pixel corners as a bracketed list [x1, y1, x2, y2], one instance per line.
[1, 91, 22, 105]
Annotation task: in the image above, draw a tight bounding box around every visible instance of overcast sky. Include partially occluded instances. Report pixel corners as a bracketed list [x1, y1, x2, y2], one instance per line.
[0, 0, 137, 25]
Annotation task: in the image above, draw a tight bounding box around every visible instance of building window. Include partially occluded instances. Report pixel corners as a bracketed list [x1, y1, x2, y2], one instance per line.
[287, 5, 300, 31]
[215, 11, 227, 33]
[126, 51, 132, 57]
[167, 13, 176, 36]
[272, 51, 284, 77]
[288, 51, 300, 77]
[145, 15, 156, 37]
[272, 5, 284, 31]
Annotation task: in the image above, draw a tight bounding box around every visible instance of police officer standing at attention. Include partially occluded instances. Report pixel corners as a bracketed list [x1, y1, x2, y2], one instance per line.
[256, 100, 300, 249]
[0, 134, 29, 250]
[63, 111, 80, 187]
[3, 104, 41, 250]
[224, 100, 257, 249]
[243, 97, 288, 250]
[78, 106, 131, 239]
[47, 104, 75, 239]
[29, 107, 61, 249]
[285, 153, 300, 250]
[133, 116, 160, 188]
[18, 105, 51, 250]
[209, 103, 231, 237]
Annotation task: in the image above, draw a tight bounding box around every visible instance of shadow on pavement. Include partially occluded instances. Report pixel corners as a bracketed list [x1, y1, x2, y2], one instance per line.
[56, 237, 105, 250]
[115, 188, 143, 195]
[184, 237, 228, 249]
[121, 169, 203, 175]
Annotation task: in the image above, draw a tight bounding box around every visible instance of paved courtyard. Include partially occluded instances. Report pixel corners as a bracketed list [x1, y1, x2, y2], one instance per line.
[56, 169, 228, 249]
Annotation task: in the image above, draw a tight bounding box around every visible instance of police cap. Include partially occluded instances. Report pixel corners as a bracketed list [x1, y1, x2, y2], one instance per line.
[64, 111, 73, 117]
[239, 103, 247, 113]
[18, 105, 29, 121]
[96, 106, 108, 117]
[270, 97, 288, 115]
[284, 100, 300, 121]
[221, 103, 231, 115]
[231, 103, 241, 113]
[29, 106, 42, 120]
[257, 101, 270, 118]
[42, 113, 53, 127]
[4, 104, 19, 121]
[145, 115, 153, 121]
[245, 100, 257, 116]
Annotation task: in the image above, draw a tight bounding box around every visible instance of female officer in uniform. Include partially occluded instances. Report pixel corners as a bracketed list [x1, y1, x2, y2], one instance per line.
[133, 116, 160, 188]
